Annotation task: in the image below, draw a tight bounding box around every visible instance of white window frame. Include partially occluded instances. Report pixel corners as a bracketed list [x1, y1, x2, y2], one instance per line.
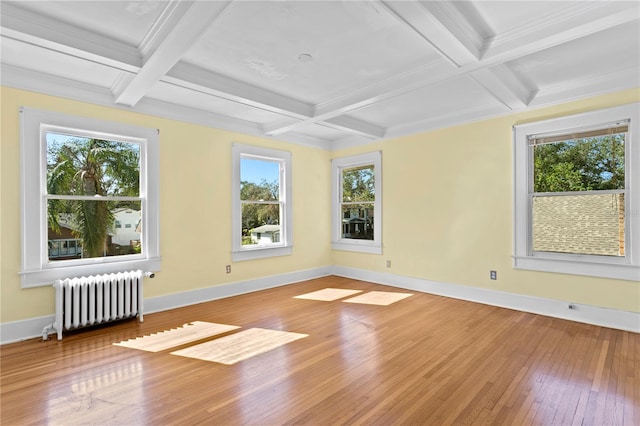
[331, 151, 382, 254]
[231, 143, 292, 261]
[513, 103, 639, 281]
[20, 107, 161, 288]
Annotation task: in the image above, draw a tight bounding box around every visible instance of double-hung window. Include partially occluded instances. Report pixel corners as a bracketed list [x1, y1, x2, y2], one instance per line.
[20, 107, 160, 287]
[513, 103, 639, 281]
[331, 151, 382, 254]
[231, 143, 292, 261]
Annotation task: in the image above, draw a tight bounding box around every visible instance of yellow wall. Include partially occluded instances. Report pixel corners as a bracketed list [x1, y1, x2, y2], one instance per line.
[0, 87, 331, 323]
[332, 88, 640, 313]
[2, 86, 639, 326]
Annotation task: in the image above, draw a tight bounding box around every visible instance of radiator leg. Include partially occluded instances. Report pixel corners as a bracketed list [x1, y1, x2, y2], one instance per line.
[42, 324, 53, 341]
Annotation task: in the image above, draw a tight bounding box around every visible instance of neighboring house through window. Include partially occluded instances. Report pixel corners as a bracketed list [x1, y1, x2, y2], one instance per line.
[513, 103, 639, 281]
[231, 143, 292, 261]
[331, 151, 382, 254]
[20, 107, 160, 287]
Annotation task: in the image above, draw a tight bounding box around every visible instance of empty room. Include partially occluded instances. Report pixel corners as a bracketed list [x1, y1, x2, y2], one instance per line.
[1, 1, 639, 424]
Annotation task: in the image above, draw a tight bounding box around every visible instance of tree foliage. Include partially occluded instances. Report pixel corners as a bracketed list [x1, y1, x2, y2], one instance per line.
[47, 136, 140, 258]
[240, 179, 280, 238]
[342, 166, 374, 202]
[533, 134, 624, 193]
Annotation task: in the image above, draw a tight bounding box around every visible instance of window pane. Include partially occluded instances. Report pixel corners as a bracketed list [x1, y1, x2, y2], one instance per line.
[240, 158, 280, 201]
[341, 204, 374, 240]
[342, 165, 375, 202]
[47, 200, 142, 261]
[241, 203, 281, 246]
[532, 193, 624, 257]
[46, 132, 140, 197]
[533, 133, 625, 193]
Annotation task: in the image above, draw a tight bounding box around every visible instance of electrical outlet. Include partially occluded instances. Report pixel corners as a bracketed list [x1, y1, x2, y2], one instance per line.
[386, 260, 391, 268]
[490, 270, 497, 280]
[226, 265, 231, 274]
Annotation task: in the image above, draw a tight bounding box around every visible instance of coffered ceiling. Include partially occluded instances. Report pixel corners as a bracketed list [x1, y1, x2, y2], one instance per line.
[1, 1, 638, 150]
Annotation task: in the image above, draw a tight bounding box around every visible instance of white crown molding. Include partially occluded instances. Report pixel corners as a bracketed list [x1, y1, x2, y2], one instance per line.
[0, 64, 330, 150]
[383, 103, 509, 143]
[482, 1, 639, 61]
[332, 266, 640, 333]
[0, 2, 141, 72]
[529, 67, 640, 108]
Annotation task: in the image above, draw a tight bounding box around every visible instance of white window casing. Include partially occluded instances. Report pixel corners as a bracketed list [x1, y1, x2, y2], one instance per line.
[513, 103, 639, 281]
[20, 107, 161, 288]
[231, 143, 292, 261]
[331, 151, 382, 254]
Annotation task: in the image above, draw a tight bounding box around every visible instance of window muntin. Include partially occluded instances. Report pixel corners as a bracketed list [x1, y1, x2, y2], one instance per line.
[332, 152, 382, 254]
[232, 144, 292, 261]
[240, 157, 283, 248]
[530, 127, 626, 258]
[20, 107, 161, 287]
[46, 132, 142, 262]
[341, 165, 375, 241]
[512, 103, 639, 281]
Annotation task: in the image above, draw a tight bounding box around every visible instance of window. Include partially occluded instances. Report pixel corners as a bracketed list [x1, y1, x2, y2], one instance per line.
[231, 143, 292, 261]
[20, 107, 160, 287]
[513, 103, 639, 281]
[331, 151, 382, 254]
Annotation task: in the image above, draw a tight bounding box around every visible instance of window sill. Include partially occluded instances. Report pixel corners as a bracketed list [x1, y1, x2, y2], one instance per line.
[20, 257, 162, 288]
[513, 256, 639, 281]
[332, 241, 382, 255]
[232, 246, 292, 262]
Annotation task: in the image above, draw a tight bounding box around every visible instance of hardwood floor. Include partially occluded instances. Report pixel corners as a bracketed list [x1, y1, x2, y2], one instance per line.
[1, 276, 638, 425]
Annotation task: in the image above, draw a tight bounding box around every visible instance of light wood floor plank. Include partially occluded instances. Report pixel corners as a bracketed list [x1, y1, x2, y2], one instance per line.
[1, 276, 638, 425]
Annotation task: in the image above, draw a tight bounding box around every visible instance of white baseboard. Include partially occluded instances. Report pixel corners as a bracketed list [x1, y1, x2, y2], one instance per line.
[3, 265, 637, 344]
[332, 266, 640, 333]
[0, 266, 333, 345]
[144, 266, 333, 314]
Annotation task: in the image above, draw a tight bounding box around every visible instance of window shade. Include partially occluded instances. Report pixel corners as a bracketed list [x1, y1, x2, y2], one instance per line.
[528, 121, 629, 146]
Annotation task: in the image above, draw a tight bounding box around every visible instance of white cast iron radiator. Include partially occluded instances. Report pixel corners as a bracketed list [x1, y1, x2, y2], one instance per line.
[42, 270, 149, 341]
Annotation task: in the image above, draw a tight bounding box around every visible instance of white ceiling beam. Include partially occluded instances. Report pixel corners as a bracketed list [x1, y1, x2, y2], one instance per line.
[379, 0, 480, 67]
[470, 65, 535, 110]
[113, 1, 232, 107]
[165, 63, 314, 119]
[263, 1, 638, 137]
[317, 116, 385, 140]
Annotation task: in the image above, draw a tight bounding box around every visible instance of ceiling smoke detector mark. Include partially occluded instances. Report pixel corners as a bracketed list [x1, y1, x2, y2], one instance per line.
[297, 53, 313, 63]
[125, 1, 160, 16]
[244, 58, 288, 80]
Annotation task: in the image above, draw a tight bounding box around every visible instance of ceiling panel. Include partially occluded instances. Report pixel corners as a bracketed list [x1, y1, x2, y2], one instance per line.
[181, 0, 441, 104]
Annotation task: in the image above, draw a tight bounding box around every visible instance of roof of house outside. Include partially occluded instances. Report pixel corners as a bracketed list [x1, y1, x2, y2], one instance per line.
[250, 224, 280, 233]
